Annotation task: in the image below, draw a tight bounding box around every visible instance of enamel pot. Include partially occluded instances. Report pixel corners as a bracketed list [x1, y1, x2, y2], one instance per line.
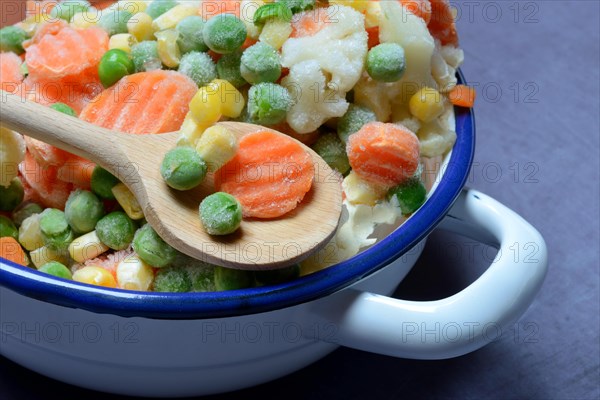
[0, 72, 548, 397]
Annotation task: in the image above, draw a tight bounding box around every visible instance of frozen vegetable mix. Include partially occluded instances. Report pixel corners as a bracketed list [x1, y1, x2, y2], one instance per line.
[0, 0, 472, 292]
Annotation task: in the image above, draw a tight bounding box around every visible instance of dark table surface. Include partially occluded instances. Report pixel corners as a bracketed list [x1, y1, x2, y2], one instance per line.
[1, 1, 599, 399]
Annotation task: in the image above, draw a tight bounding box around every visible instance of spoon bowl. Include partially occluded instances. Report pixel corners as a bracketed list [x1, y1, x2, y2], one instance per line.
[0, 92, 343, 270]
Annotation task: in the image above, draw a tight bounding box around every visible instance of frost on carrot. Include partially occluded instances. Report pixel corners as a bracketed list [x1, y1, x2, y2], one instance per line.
[346, 122, 420, 188]
[215, 131, 315, 219]
[79, 70, 197, 134]
[19, 151, 73, 209]
[0, 52, 24, 93]
[25, 23, 108, 82]
[428, 0, 458, 46]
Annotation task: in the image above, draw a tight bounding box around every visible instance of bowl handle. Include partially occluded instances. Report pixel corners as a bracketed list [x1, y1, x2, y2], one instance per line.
[315, 188, 548, 359]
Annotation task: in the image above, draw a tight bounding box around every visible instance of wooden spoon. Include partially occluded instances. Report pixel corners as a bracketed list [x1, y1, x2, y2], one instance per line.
[0, 92, 343, 270]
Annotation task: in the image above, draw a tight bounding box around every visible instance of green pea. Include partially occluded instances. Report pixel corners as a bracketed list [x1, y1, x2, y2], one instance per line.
[96, 211, 137, 250]
[366, 43, 406, 83]
[39, 261, 72, 280]
[50, 102, 77, 117]
[98, 48, 135, 88]
[11, 202, 43, 227]
[0, 25, 28, 55]
[170, 253, 217, 292]
[39, 209, 74, 251]
[276, 0, 316, 14]
[0, 178, 24, 211]
[50, 0, 91, 22]
[153, 266, 192, 292]
[131, 40, 162, 72]
[214, 266, 254, 291]
[254, 264, 300, 286]
[176, 16, 208, 54]
[337, 104, 377, 143]
[203, 14, 247, 54]
[253, 3, 292, 26]
[64, 189, 105, 234]
[0, 215, 18, 240]
[247, 82, 292, 125]
[177, 51, 217, 87]
[387, 177, 427, 215]
[132, 224, 177, 268]
[146, 0, 178, 19]
[240, 42, 281, 84]
[216, 50, 247, 88]
[90, 166, 119, 199]
[98, 10, 133, 36]
[311, 132, 350, 175]
[160, 147, 207, 191]
[199, 192, 242, 236]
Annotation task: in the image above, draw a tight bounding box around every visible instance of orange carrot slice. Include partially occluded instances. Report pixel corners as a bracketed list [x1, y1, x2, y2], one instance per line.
[448, 84, 476, 108]
[399, 0, 432, 24]
[25, 24, 108, 82]
[21, 75, 101, 114]
[290, 8, 330, 38]
[57, 156, 95, 188]
[346, 122, 420, 188]
[24, 136, 71, 167]
[215, 131, 315, 218]
[79, 70, 197, 134]
[0, 237, 28, 266]
[428, 0, 458, 46]
[366, 26, 380, 49]
[19, 151, 73, 209]
[0, 52, 24, 93]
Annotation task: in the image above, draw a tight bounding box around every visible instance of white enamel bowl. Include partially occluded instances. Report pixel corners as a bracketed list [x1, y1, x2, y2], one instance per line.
[0, 73, 548, 397]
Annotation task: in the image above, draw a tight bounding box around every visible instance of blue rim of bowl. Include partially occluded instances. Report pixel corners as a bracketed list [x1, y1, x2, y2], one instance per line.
[0, 71, 475, 319]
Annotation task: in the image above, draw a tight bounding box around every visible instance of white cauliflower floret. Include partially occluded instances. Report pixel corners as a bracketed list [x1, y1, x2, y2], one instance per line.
[281, 5, 368, 93]
[282, 60, 349, 133]
[431, 40, 458, 93]
[0, 126, 26, 187]
[379, 1, 436, 91]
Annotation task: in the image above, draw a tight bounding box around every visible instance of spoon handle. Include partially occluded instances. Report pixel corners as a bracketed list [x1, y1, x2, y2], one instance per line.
[1, 91, 128, 169]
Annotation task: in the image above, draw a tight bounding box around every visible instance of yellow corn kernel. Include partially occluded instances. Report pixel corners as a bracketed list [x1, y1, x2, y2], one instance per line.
[259, 19, 292, 50]
[195, 125, 238, 172]
[364, 1, 382, 28]
[73, 266, 117, 288]
[212, 79, 245, 118]
[30, 245, 70, 268]
[240, 0, 265, 40]
[189, 85, 223, 126]
[152, 4, 198, 31]
[342, 171, 387, 206]
[177, 112, 210, 147]
[68, 231, 109, 263]
[116, 254, 154, 291]
[111, 183, 144, 220]
[113, 0, 148, 13]
[0, 126, 26, 187]
[109, 33, 138, 53]
[409, 87, 446, 123]
[155, 29, 181, 68]
[127, 12, 155, 42]
[71, 11, 99, 29]
[18, 214, 44, 251]
[329, 0, 369, 13]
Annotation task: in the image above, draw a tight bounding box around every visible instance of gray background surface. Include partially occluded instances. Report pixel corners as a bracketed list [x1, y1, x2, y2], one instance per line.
[1, 1, 599, 399]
